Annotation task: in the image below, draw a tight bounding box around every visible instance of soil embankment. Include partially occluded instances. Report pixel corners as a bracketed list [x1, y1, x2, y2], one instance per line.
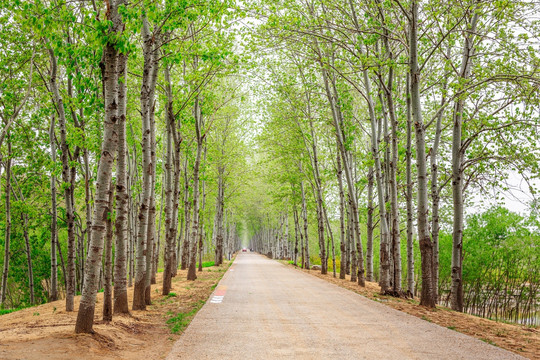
[288, 262, 539, 360]
[0, 263, 230, 360]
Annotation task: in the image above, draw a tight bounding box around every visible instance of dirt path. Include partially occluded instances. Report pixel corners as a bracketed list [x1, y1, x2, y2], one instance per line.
[167, 253, 525, 359]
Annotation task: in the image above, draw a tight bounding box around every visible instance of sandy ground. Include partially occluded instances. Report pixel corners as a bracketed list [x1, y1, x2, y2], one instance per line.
[167, 253, 527, 359]
[287, 262, 540, 360]
[0, 262, 231, 360]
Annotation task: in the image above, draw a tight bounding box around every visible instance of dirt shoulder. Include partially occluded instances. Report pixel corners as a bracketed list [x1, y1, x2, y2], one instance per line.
[285, 263, 539, 360]
[0, 261, 231, 360]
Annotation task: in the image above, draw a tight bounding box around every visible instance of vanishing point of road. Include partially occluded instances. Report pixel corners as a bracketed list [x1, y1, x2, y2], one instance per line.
[166, 253, 524, 359]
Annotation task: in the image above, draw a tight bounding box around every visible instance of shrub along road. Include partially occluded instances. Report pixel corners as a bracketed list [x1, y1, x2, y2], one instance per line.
[166, 253, 524, 359]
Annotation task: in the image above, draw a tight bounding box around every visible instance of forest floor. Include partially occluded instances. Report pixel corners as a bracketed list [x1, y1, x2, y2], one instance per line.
[284, 262, 539, 360]
[0, 260, 232, 360]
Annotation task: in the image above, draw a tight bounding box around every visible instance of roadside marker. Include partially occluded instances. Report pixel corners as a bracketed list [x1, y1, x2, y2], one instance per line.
[211, 286, 227, 304]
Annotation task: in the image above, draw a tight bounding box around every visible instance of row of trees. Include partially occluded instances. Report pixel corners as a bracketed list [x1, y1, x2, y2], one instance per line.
[0, 0, 248, 333]
[244, 0, 539, 313]
[0, 0, 538, 334]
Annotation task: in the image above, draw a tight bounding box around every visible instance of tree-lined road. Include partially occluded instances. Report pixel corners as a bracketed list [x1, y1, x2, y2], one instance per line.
[166, 253, 523, 359]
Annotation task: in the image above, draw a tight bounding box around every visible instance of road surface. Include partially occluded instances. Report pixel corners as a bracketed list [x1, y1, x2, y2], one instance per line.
[166, 253, 523, 359]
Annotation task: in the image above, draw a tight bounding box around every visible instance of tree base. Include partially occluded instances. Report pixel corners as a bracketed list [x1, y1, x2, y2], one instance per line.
[132, 279, 147, 311]
[113, 289, 129, 314]
[75, 303, 96, 334]
[381, 289, 410, 299]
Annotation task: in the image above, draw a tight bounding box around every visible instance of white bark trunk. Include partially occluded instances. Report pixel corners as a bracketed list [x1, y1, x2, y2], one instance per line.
[451, 13, 479, 312]
[410, 0, 436, 307]
[49, 115, 58, 301]
[406, 74, 415, 296]
[1, 137, 11, 306]
[75, 34, 121, 332]
[113, 53, 129, 314]
[187, 96, 202, 281]
[48, 47, 76, 311]
[133, 15, 157, 310]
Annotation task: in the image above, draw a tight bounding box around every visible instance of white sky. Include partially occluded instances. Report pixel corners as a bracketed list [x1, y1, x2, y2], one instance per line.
[472, 170, 538, 216]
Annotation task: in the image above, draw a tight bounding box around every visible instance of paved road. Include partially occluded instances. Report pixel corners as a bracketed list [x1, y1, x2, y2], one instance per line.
[166, 253, 523, 359]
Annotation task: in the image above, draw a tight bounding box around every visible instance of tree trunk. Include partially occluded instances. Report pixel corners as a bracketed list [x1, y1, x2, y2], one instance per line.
[307, 119, 327, 274]
[20, 212, 34, 305]
[345, 197, 351, 276]
[198, 232, 203, 271]
[214, 173, 224, 266]
[83, 143, 92, 293]
[337, 151, 346, 280]
[284, 210, 289, 261]
[320, 66, 365, 285]
[381, 93, 393, 289]
[49, 115, 58, 302]
[346, 0, 383, 289]
[162, 64, 175, 295]
[348, 200, 357, 283]
[316, 200, 326, 273]
[127, 163, 134, 288]
[430, 54, 448, 302]
[144, 110, 157, 305]
[198, 144, 207, 272]
[366, 167, 374, 282]
[300, 179, 310, 269]
[145, 182, 155, 304]
[153, 171, 165, 285]
[57, 230, 67, 293]
[367, 76, 391, 293]
[113, 53, 129, 314]
[48, 47, 76, 311]
[170, 127, 181, 278]
[332, 80, 366, 286]
[405, 74, 415, 296]
[75, 27, 121, 332]
[133, 16, 156, 311]
[322, 204, 336, 277]
[410, 0, 436, 308]
[451, 12, 479, 312]
[379, 54, 402, 293]
[103, 180, 114, 322]
[181, 160, 191, 270]
[128, 139, 137, 288]
[187, 97, 202, 281]
[292, 202, 300, 267]
[144, 39, 160, 304]
[1, 136, 11, 306]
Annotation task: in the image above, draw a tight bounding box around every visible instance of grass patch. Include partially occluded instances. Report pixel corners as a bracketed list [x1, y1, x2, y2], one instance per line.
[447, 326, 456, 330]
[0, 308, 21, 315]
[166, 300, 205, 334]
[480, 338, 497, 346]
[198, 261, 215, 268]
[166, 292, 177, 298]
